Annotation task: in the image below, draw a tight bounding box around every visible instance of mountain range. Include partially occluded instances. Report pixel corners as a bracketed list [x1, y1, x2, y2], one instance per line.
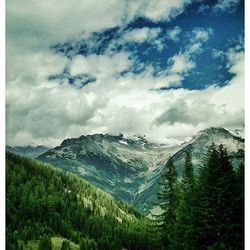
[7, 127, 244, 214]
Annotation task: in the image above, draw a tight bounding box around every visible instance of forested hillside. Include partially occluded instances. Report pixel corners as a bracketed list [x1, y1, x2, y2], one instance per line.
[6, 152, 159, 250]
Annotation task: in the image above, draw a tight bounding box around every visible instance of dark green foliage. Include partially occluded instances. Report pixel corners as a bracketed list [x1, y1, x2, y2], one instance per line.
[234, 162, 244, 249]
[156, 158, 178, 248]
[172, 151, 196, 250]
[6, 152, 159, 250]
[183, 151, 194, 187]
[80, 237, 97, 250]
[38, 234, 52, 250]
[156, 144, 244, 250]
[191, 144, 240, 249]
[61, 239, 71, 250]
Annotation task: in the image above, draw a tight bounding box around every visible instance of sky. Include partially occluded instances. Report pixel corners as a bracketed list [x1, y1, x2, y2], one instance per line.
[6, 0, 244, 147]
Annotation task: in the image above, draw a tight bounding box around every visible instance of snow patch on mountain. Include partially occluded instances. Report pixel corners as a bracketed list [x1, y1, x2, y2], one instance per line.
[119, 140, 128, 145]
[226, 127, 244, 139]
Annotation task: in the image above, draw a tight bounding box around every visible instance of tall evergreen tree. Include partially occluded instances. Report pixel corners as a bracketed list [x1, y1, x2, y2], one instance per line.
[173, 151, 196, 249]
[183, 151, 194, 188]
[216, 144, 238, 248]
[192, 144, 241, 249]
[156, 158, 178, 249]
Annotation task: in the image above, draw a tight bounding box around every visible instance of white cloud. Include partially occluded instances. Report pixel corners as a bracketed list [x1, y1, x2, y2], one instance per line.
[155, 49, 244, 134]
[187, 43, 202, 54]
[129, 0, 192, 22]
[155, 98, 217, 126]
[123, 27, 162, 43]
[103, 27, 164, 53]
[70, 52, 131, 79]
[212, 0, 241, 13]
[121, 27, 164, 51]
[212, 49, 224, 59]
[181, 27, 213, 56]
[168, 53, 196, 74]
[7, 0, 128, 51]
[6, 1, 244, 146]
[7, 50, 68, 85]
[210, 50, 244, 112]
[7, 0, 192, 54]
[190, 27, 213, 43]
[168, 26, 182, 42]
[6, 81, 106, 146]
[6, 48, 244, 146]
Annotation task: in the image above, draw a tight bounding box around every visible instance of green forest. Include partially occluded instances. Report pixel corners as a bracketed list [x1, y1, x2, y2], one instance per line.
[6, 143, 244, 249]
[6, 152, 159, 250]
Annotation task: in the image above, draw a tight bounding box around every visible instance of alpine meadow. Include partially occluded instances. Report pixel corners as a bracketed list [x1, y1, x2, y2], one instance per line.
[6, 0, 244, 249]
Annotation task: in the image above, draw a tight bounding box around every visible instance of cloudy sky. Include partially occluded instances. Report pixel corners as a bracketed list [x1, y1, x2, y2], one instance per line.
[6, 0, 244, 146]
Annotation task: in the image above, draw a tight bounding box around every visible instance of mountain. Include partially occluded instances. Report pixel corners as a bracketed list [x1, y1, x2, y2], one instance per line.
[37, 134, 179, 213]
[6, 145, 50, 158]
[148, 127, 244, 216]
[6, 152, 159, 250]
[36, 127, 244, 214]
[170, 127, 244, 177]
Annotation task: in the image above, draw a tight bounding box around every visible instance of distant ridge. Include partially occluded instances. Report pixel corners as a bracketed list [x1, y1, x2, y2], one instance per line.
[6, 145, 50, 158]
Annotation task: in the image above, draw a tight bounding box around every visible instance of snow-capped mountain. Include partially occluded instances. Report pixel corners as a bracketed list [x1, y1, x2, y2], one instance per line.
[36, 127, 244, 214]
[171, 127, 244, 177]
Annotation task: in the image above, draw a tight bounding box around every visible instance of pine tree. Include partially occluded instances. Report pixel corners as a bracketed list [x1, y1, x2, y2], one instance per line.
[183, 151, 194, 188]
[216, 144, 238, 248]
[190, 144, 219, 248]
[192, 144, 240, 249]
[173, 151, 196, 249]
[156, 157, 178, 249]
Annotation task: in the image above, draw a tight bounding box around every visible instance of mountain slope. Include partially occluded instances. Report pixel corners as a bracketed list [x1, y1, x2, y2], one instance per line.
[37, 134, 180, 213]
[6, 152, 159, 250]
[6, 145, 50, 158]
[170, 127, 244, 177]
[36, 127, 244, 214]
[148, 127, 244, 216]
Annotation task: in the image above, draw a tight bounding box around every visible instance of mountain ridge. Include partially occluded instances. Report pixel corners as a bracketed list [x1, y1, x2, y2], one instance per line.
[32, 127, 244, 214]
[6, 145, 50, 158]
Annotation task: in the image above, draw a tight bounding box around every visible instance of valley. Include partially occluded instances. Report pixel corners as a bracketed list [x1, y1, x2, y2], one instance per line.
[8, 127, 244, 214]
